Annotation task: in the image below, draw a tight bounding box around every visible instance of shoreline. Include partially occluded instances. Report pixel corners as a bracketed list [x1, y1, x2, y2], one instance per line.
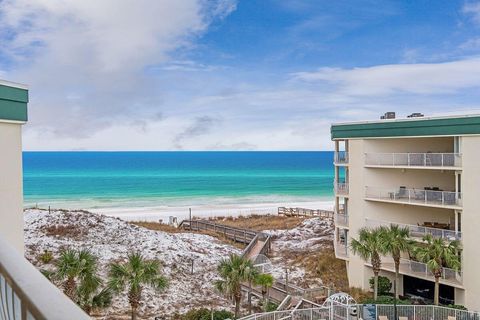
[92, 200, 334, 221]
[28, 200, 335, 222]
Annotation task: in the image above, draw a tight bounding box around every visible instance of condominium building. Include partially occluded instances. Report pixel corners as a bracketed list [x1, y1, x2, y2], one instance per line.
[0, 80, 28, 252]
[331, 114, 480, 309]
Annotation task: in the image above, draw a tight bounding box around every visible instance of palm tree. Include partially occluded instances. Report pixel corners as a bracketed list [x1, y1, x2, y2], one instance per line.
[78, 283, 113, 315]
[245, 263, 260, 314]
[350, 227, 386, 300]
[54, 249, 99, 301]
[414, 235, 461, 305]
[215, 254, 254, 318]
[254, 273, 274, 311]
[379, 224, 413, 299]
[108, 253, 168, 320]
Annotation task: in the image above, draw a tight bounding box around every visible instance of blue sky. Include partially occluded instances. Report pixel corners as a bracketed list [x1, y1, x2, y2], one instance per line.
[1, 0, 480, 150]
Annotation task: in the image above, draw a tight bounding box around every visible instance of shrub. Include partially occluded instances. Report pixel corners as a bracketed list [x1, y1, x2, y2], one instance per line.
[446, 304, 467, 310]
[181, 308, 234, 320]
[369, 276, 392, 295]
[39, 250, 54, 264]
[265, 302, 278, 312]
[361, 295, 412, 305]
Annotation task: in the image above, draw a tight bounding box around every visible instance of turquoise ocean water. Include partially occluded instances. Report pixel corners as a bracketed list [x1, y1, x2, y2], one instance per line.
[23, 152, 335, 209]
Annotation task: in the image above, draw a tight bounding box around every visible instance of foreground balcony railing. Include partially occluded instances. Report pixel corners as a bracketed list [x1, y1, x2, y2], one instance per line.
[366, 218, 462, 241]
[334, 182, 349, 195]
[334, 151, 349, 165]
[365, 152, 462, 168]
[0, 236, 89, 320]
[381, 257, 462, 287]
[365, 186, 462, 208]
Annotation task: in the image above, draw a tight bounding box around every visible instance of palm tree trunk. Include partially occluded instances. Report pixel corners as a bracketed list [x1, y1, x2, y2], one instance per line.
[248, 281, 252, 314]
[265, 288, 270, 312]
[395, 263, 400, 299]
[64, 277, 76, 300]
[234, 295, 241, 318]
[131, 306, 137, 320]
[373, 272, 379, 301]
[434, 276, 440, 306]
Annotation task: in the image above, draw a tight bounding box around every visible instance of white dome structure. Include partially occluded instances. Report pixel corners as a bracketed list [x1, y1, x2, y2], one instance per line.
[322, 292, 357, 306]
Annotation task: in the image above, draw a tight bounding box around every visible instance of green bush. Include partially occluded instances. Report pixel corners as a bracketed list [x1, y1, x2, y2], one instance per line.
[265, 302, 278, 312]
[39, 250, 54, 264]
[369, 276, 392, 295]
[361, 295, 412, 305]
[181, 308, 234, 320]
[446, 304, 467, 310]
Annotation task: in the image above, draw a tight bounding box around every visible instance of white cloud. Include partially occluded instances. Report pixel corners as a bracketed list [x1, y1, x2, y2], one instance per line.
[0, 0, 236, 138]
[463, 1, 480, 25]
[291, 57, 480, 95]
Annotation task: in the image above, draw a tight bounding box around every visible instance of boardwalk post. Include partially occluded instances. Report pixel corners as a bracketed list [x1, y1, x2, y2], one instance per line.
[189, 207, 192, 221]
[244, 230, 246, 243]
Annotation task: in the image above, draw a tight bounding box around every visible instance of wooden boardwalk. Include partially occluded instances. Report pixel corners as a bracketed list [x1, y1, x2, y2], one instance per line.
[179, 218, 331, 309]
[278, 207, 333, 218]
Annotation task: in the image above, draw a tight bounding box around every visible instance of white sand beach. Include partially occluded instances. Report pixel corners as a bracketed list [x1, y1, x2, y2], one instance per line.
[90, 200, 335, 222]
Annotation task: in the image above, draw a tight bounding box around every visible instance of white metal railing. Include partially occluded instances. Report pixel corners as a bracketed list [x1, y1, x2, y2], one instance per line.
[365, 152, 462, 168]
[365, 218, 462, 241]
[240, 304, 480, 320]
[365, 186, 462, 207]
[0, 235, 90, 320]
[334, 151, 349, 164]
[334, 182, 349, 195]
[335, 241, 349, 258]
[335, 214, 349, 227]
[381, 257, 462, 286]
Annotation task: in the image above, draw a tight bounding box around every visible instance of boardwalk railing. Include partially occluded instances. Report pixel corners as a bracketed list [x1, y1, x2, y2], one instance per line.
[179, 219, 257, 244]
[0, 235, 90, 320]
[278, 207, 333, 218]
[365, 152, 462, 168]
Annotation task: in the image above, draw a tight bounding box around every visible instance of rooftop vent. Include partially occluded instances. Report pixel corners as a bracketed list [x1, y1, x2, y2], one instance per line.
[380, 112, 396, 120]
[407, 113, 424, 118]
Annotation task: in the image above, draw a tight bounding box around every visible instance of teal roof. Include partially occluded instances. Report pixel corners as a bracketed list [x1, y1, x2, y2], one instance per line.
[331, 115, 480, 139]
[0, 81, 28, 122]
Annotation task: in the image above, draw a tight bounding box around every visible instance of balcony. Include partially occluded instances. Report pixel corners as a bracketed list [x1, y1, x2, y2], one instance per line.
[334, 151, 349, 165]
[335, 213, 349, 228]
[365, 153, 462, 169]
[334, 241, 349, 259]
[365, 218, 461, 242]
[0, 235, 89, 320]
[334, 182, 349, 196]
[365, 186, 462, 209]
[380, 257, 463, 287]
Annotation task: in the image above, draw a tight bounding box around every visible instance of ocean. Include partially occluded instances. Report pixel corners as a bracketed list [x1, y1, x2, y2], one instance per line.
[23, 151, 335, 218]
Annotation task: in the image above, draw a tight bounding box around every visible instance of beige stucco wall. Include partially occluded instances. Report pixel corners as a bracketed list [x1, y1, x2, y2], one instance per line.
[459, 136, 480, 309]
[0, 122, 24, 252]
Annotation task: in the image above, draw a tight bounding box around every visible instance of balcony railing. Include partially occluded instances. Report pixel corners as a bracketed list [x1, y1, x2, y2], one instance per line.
[334, 241, 349, 258]
[335, 214, 349, 227]
[334, 151, 349, 165]
[334, 182, 349, 196]
[365, 153, 462, 168]
[0, 236, 89, 320]
[365, 218, 462, 242]
[365, 186, 462, 208]
[381, 257, 462, 286]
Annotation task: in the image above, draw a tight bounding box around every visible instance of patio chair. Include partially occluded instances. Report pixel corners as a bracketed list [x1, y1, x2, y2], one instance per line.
[379, 316, 389, 320]
[399, 317, 408, 320]
[395, 186, 407, 199]
[448, 316, 456, 320]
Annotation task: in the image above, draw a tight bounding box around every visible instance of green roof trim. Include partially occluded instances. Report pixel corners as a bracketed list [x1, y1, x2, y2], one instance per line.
[0, 83, 28, 122]
[331, 116, 480, 139]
